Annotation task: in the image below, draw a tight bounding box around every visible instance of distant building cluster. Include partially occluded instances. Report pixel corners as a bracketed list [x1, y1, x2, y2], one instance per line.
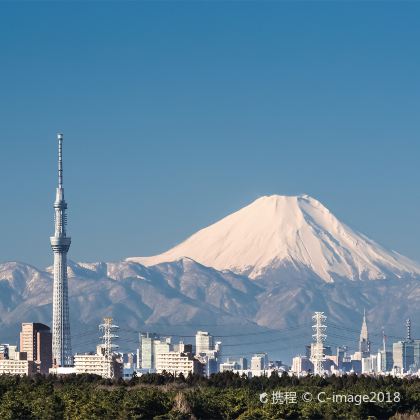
[291, 313, 420, 378]
[1, 313, 420, 380]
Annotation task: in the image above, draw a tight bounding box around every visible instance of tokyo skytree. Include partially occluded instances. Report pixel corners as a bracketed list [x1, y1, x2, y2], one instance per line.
[50, 133, 72, 366]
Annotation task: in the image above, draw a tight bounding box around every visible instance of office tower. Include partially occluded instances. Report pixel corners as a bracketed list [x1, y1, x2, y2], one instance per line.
[378, 328, 393, 372]
[140, 333, 171, 370]
[19, 323, 52, 374]
[251, 353, 268, 371]
[393, 341, 414, 372]
[195, 331, 214, 355]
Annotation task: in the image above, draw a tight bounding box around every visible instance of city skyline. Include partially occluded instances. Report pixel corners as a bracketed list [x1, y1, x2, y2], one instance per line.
[2, 310, 418, 378]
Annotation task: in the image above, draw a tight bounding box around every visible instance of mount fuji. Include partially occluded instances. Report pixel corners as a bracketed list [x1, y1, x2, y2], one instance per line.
[1, 194, 419, 359]
[128, 195, 420, 283]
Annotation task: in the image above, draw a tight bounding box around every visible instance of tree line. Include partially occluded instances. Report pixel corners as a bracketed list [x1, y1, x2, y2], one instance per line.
[0, 372, 419, 419]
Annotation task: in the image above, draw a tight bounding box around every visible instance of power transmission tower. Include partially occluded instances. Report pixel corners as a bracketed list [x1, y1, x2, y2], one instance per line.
[99, 317, 119, 379]
[312, 312, 327, 376]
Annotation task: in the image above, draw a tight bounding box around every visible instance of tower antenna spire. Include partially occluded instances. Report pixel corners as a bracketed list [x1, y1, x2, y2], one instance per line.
[58, 133, 63, 188]
[406, 318, 412, 341]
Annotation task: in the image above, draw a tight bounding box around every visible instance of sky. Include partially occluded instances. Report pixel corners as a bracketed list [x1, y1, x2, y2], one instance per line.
[0, 1, 419, 268]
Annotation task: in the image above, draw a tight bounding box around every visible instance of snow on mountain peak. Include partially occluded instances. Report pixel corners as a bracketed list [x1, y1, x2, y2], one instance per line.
[127, 195, 420, 282]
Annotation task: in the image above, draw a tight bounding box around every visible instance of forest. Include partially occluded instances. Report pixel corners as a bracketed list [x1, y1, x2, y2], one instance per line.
[0, 372, 419, 419]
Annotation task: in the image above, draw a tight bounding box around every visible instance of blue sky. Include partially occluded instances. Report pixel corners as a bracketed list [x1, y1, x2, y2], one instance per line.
[0, 2, 419, 267]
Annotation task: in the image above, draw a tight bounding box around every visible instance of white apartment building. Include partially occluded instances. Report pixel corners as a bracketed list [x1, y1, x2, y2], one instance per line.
[74, 353, 122, 379]
[74, 353, 106, 376]
[0, 351, 37, 376]
[219, 361, 237, 372]
[156, 351, 201, 377]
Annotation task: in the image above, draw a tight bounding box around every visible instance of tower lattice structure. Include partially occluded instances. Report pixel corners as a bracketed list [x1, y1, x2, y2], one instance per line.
[312, 312, 327, 376]
[50, 133, 72, 367]
[99, 317, 119, 379]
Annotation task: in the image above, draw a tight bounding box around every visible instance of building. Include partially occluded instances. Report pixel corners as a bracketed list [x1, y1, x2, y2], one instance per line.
[251, 353, 268, 371]
[291, 356, 313, 375]
[195, 331, 214, 355]
[219, 361, 237, 372]
[359, 309, 370, 356]
[174, 341, 193, 354]
[194, 333, 221, 376]
[50, 133, 72, 367]
[0, 359, 37, 376]
[8, 345, 18, 360]
[377, 350, 393, 373]
[0, 344, 9, 360]
[362, 355, 378, 374]
[74, 352, 122, 379]
[238, 357, 248, 370]
[413, 340, 420, 370]
[377, 330, 393, 373]
[19, 323, 52, 374]
[336, 346, 348, 370]
[140, 333, 171, 370]
[156, 351, 202, 377]
[0, 351, 36, 376]
[123, 352, 137, 369]
[393, 341, 415, 372]
[74, 353, 106, 376]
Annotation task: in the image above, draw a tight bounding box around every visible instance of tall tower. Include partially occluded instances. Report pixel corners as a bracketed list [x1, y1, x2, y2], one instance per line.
[359, 308, 370, 355]
[50, 133, 72, 367]
[311, 312, 327, 376]
[99, 317, 119, 379]
[406, 318, 412, 341]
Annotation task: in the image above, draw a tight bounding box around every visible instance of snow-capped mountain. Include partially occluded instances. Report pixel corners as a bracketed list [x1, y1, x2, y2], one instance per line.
[128, 195, 420, 283]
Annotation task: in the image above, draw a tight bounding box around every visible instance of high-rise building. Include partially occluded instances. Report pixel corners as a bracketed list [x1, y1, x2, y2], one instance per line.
[140, 333, 171, 370]
[377, 329, 393, 373]
[251, 353, 268, 371]
[413, 340, 420, 370]
[291, 356, 313, 375]
[336, 346, 348, 369]
[393, 341, 414, 372]
[50, 133, 72, 367]
[392, 319, 418, 373]
[195, 331, 214, 355]
[19, 323, 52, 374]
[377, 350, 393, 372]
[238, 357, 248, 370]
[359, 309, 370, 356]
[194, 332, 221, 376]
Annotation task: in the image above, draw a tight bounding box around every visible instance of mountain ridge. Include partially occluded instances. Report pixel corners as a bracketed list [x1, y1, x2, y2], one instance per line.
[127, 194, 420, 283]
